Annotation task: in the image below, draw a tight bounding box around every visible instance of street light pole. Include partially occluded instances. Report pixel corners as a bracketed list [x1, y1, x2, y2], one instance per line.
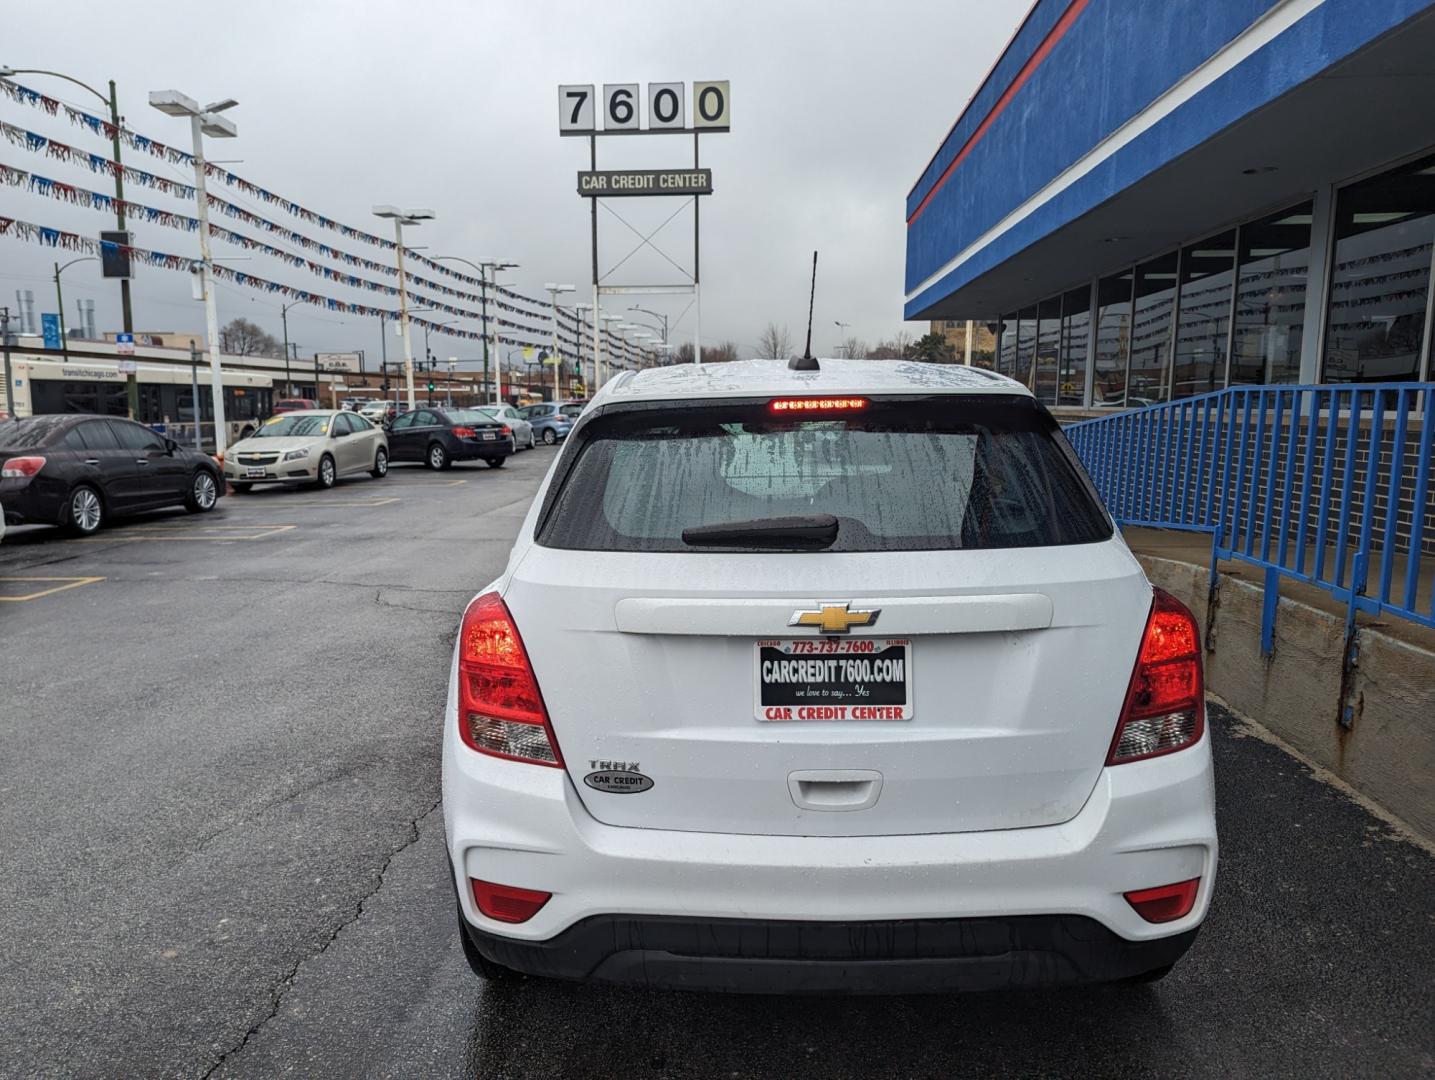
[280, 300, 303, 396]
[150, 90, 239, 453]
[3, 67, 137, 414]
[373, 206, 435, 413]
[433, 256, 518, 406]
[545, 283, 575, 403]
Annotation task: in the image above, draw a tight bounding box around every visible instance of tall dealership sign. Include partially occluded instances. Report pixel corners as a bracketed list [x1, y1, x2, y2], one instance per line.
[559, 81, 729, 385]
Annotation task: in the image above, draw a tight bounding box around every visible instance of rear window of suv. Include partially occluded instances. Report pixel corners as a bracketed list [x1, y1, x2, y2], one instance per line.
[538, 395, 1112, 552]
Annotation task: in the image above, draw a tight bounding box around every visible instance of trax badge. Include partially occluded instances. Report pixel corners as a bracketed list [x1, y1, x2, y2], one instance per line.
[789, 601, 880, 635]
[584, 761, 653, 794]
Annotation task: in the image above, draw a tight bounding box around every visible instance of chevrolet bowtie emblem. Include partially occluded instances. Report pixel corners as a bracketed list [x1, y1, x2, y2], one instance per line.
[789, 601, 880, 635]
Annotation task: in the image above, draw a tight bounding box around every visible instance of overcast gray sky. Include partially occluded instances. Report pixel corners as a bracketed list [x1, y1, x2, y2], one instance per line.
[1, 0, 1024, 361]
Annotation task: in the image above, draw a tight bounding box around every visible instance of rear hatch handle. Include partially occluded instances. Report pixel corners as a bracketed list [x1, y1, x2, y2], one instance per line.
[788, 770, 883, 812]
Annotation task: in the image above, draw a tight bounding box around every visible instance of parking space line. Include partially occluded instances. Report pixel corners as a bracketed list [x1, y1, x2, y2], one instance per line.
[77, 524, 298, 543]
[277, 496, 402, 507]
[440, 479, 467, 487]
[0, 575, 106, 602]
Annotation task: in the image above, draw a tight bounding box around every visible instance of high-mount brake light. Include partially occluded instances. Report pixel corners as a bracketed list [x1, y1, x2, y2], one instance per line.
[1, 455, 46, 479]
[1106, 587, 1205, 765]
[456, 592, 563, 767]
[769, 397, 868, 413]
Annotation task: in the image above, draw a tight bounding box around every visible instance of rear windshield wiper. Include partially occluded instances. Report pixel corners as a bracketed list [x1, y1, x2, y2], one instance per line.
[681, 514, 838, 550]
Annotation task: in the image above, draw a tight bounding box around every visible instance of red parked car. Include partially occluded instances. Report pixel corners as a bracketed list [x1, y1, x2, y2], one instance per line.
[272, 398, 319, 415]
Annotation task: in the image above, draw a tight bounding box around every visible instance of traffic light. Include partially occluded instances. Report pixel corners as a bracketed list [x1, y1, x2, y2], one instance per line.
[427, 381, 435, 392]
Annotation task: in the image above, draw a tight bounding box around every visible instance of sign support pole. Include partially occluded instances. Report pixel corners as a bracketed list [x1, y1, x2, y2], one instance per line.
[693, 131, 701, 365]
[590, 133, 602, 390]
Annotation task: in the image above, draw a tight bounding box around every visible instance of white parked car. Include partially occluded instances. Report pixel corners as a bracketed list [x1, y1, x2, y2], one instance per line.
[442, 358, 1215, 993]
[223, 409, 388, 491]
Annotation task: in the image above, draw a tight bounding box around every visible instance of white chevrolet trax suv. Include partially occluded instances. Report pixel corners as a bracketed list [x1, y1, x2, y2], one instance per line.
[442, 357, 1216, 993]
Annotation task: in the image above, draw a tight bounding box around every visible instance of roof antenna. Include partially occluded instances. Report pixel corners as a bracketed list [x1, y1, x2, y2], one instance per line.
[790, 250, 820, 371]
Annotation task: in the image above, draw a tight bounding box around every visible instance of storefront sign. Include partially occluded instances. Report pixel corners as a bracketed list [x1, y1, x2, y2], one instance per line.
[577, 169, 712, 197]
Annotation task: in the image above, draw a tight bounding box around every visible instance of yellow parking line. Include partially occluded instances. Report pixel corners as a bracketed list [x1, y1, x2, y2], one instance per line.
[78, 524, 297, 542]
[0, 575, 106, 602]
[440, 479, 467, 487]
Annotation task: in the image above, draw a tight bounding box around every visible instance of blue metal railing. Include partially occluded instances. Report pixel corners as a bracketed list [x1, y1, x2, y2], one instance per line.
[1065, 383, 1435, 649]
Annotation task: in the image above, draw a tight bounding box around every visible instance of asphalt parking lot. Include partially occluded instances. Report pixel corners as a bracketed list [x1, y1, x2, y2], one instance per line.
[1, 447, 1432, 1079]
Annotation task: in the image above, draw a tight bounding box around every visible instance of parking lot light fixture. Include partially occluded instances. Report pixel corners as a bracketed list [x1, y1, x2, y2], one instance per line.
[373, 206, 436, 412]
[148, 88, 238, 453]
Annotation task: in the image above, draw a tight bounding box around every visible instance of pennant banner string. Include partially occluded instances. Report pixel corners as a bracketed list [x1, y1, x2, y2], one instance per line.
[1, 77, 580, 310]
[0, 214, 573, 350]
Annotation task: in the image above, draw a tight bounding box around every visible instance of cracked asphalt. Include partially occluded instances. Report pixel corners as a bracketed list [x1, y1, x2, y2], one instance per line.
[2, 444, 1433, 1079]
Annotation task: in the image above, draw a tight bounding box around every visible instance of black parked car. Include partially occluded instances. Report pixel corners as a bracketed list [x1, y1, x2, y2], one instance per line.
[385, 406, 516, 470]
[0, 414, 223, 536]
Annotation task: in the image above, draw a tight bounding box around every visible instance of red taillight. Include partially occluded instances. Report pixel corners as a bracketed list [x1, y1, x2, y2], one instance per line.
[471, 878, 552, 923]
[1, 455, 46, 479]
[457, 592, 563, 767]
[1124, 878, 1200, 923]
[451, 426, 477, 438]
[500, 425, 512, 435]
[769, 397, 868, 413]
[1107, 587, 1204, 765]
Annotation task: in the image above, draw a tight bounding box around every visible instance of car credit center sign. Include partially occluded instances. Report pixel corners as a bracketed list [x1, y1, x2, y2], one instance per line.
[577, 169, 712, 196]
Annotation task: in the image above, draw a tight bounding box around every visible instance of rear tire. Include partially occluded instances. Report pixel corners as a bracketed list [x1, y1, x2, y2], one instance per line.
[426, 443, 448, 471]
[185, 470, 219, 513]
[526, 431, 536, 450]
[371, 447, 389, 479]
[315, 454, 337, 489]
[64, 484, 104, 536]
[457, 904, 521, 983]
[485, 456, 506, 469]
[541, 428, 557, 445]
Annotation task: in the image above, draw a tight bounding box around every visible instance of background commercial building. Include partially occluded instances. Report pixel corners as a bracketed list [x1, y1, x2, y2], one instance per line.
[905, 0, 1435, 407]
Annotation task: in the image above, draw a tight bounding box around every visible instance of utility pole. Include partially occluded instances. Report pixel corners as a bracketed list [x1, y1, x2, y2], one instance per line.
[964, 319, 974, 365]
[188, 339, 202, 450]
[53, 262, 69, 364]
[107, 80, 137, 418]
[1, 307, 14, 419]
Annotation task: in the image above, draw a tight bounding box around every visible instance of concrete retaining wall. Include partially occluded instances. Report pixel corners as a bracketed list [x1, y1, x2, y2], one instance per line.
[1138, 554, 1435, 841]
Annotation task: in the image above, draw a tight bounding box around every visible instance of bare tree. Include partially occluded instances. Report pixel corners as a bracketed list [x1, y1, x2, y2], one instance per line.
[672, 340, 741, 364]
[219, 317, 280, 357]
[840, 336, 869, 361]
[758, 322, 793, 359]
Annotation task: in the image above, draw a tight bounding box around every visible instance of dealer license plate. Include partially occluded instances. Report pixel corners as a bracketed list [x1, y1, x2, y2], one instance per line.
[245, 467, 267, 479]
[755, 638, 912, 721]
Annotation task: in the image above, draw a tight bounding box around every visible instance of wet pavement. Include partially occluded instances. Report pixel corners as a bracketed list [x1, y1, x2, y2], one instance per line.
[1, 447, 1432, 1078]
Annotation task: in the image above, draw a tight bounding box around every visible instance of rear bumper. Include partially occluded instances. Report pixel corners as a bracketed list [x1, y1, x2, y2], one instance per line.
[452, 436, 516, 460]
[443, 655, 1219, 992]
[461, 911, 1199, 993]
[0, 484, 62, 526]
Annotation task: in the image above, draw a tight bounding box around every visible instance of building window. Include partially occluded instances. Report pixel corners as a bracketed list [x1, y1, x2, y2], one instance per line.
[1033, 297, 1061, 404]
[1128, 252, 1179, 404]
[1015, 305, 1038, 385]
[1232, 202, 1312, 384]
[998, 313, 1018, 376]
[1173, 230, 1236, 398]
[1059, 286, 1090, 406]
[1094, 271, 1134, 406]
[1323, 153, 1435, 382]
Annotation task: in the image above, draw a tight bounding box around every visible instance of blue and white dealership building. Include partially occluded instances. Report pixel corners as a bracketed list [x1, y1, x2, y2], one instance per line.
[905, 0, 1435, 406]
